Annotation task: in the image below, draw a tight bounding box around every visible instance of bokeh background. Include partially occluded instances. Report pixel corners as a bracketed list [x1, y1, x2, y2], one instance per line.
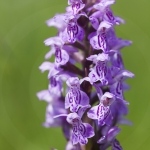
[0, 0, 150, 149]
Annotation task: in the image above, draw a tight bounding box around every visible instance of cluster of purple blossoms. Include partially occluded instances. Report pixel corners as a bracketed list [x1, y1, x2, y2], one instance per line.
[37, 0, 134, 149]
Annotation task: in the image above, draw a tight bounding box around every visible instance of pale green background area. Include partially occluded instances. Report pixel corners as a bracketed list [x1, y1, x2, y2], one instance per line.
[0, 0, 150, 149]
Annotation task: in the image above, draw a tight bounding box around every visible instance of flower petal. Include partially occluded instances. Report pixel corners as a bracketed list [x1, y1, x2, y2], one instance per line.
[112, 139, 123, 150]
[114, 70, 135, 82]
[66, 77, 80, 88]
[94, 0, 115, 11]
[82, 123, 95, 138]
[86, 54, 97, 62]
[72, 132, 79, 145]
[97, 21, 112, 34]
[78, 134, 88, 145]
[97, 53, 109, 62]
[101, 92, 115, 102]
[112, 39, 132, 50]
[87, 105, 99, 119]
[110, 81, 123, 100]
[45, 47, 55, 59]
[78, 105, 91, 118]
[79, 91, 90, 107]
[89, 69, 99, 83]
[48, 67, 61, 79]
[46, 13, 67, 31]
[97, 136, 106, 144]
[111, 100, 128, 117]
[89, 16, 99, 30]
[72, 3, 85, 15]
[62, 45, 78, 53]
[39, 61, 53, 72]
[44, 37, 63, 46]
[65, 141, 81, 150]
[107, 127, 121, 142]
[80, 77, 92, 85]
[55, 48, 69, 67]
[90, 34, 107, 51]
[117, 117, 132, 126]
[111, 52, 124, 69]
[36, 90, 52, 103]
[67, 18, 84, 43]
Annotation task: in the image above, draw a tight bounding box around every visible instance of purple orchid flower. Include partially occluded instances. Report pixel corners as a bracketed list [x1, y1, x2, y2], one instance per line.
[37, 80, 67, 128]
[106, 28, 132, 50]
[93, 0, 120, 25]
[89, 21, 112, 52]
[110, 69, 134, 100]
[43, 99, 67, 127]
[87, 92, 115, 126]
[86, 53, 110, 85]
[68, 0, 85, 15]
[62, 13, 86, 43]
[37, 63, 62, 102]
[65, 77, 90, 112]
[37, 62, 62, 98]
[98, 126, 122, 150]
[38, 61, 63, 80]
[67, 106, 94, 145]
[44, 37, 69, 67]
[68, 113, 94, 145]
[54, 105, 94, 145]
[38, 62, 74, 101]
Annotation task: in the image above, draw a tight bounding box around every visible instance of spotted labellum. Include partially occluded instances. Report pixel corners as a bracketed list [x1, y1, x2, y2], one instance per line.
[37, 0, 134, 149]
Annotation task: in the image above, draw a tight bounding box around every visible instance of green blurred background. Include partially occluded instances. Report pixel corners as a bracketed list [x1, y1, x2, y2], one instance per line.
[0, 0, 150, 149]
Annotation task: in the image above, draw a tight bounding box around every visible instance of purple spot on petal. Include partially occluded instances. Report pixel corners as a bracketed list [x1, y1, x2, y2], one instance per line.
[98, 35, 101, 48]
[116, 82, 122, 95]
[67, 19, 79, 43]
[78, 124, 86, 136]
[55, 45, 62, 63]
[50, 77, 57, 87]
[106, 9, 114, 22]
[68, 92, 73, 103]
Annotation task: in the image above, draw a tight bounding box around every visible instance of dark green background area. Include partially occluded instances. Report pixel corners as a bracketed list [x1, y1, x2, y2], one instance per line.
[0, 0, 150, 149]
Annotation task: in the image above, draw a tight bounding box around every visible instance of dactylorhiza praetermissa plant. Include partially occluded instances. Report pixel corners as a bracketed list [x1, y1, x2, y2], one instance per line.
[37, 0, 134, 149]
